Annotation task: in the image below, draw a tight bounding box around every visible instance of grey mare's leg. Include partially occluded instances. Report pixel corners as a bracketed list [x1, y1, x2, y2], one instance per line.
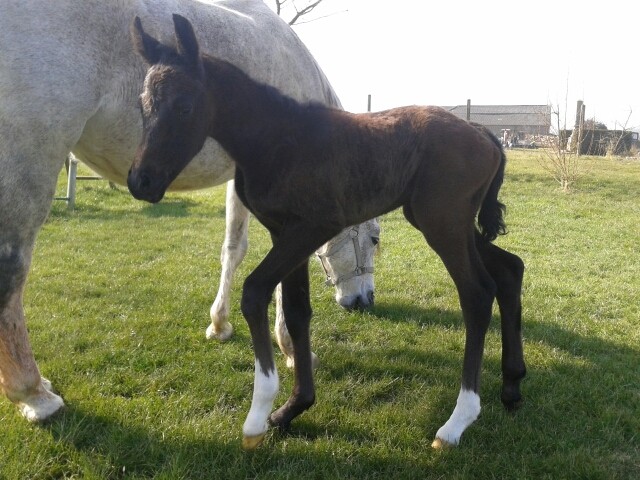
[208, 181, 249, 340]
[207, 182, 318, 367]
[274, 284, 319, 369]
[0, 146, 66, 421]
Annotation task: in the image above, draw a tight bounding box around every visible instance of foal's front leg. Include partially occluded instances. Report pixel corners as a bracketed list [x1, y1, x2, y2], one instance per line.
[270, 261, 316, 430]
[207, 183, 319, 368]
[240, 223, 336, 449]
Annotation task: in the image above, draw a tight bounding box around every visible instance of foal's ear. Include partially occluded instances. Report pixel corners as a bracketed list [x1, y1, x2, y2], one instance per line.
[172, 14, 201, 72]
[131, 16, 164, 65]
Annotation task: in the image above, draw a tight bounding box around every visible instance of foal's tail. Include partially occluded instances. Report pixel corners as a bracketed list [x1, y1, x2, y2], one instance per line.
[475, 124, 507, 243]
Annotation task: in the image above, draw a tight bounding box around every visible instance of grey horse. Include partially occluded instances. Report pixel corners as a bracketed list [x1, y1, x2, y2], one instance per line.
[0, 0, 378, 423]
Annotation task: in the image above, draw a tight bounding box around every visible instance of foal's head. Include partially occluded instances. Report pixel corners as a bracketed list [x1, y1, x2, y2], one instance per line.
[128, 14, 210, 203]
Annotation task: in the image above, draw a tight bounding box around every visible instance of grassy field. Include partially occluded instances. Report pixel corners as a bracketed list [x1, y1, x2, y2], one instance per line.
[1, 151, 638, 479]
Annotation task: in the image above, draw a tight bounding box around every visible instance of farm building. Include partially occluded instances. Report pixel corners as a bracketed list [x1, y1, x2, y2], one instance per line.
[444, 104, 551, 138]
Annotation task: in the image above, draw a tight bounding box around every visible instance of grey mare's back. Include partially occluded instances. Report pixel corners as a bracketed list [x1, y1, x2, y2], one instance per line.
[0, 0, 340, 191]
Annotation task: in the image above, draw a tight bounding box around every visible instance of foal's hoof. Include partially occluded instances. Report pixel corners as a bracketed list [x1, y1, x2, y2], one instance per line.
[431, 437, 455, 450]
[242, 432, 266, 450]
[205, 321, 233, 341]
[502, 396, 523, 412]
[501, 386, 523, 412]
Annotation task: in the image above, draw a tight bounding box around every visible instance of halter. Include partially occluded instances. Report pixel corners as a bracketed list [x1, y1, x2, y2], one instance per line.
[316, 226, 374, 287]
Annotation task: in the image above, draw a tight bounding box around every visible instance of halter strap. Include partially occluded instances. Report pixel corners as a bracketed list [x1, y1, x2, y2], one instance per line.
[316, 226, 374, 286]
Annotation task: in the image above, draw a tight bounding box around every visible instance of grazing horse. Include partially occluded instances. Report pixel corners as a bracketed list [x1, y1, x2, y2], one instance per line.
[0, 0, 378, 423]
[129, 15, 527, 449]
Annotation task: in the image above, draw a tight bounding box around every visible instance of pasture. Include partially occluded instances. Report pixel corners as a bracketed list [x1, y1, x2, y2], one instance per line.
[1, 151, 638, 479]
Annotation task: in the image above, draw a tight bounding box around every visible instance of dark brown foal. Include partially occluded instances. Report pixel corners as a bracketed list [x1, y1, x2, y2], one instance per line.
[128, 14, 526, 449]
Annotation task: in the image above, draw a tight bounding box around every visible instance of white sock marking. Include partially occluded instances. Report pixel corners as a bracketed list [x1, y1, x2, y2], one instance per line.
[435, 388, 481, 445]
[243, 360, 279, 438]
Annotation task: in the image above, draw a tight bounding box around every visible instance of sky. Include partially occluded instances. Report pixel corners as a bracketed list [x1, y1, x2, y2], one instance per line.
[271, 0, 639, 131]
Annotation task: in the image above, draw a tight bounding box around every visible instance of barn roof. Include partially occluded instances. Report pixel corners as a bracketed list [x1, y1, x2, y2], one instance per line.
[444, 105, 550, 127]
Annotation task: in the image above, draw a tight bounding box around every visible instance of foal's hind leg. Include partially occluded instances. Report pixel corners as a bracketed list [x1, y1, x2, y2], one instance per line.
[407, 206, 496, 447]
[476, 239, 526, 409]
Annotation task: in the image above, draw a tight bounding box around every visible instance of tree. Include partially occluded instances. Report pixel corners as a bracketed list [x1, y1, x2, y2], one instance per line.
[538, 95, 591, 192]
[271, 0, 328, 25]
[606, 109, 633, 157]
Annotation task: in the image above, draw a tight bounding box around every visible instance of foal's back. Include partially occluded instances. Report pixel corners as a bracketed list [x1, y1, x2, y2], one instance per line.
[267, 105, 502, 226]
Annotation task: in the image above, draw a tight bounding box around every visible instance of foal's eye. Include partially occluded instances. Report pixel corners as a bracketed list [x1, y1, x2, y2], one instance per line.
[176, 102, 193, 118]
[371, 236, 380, 246]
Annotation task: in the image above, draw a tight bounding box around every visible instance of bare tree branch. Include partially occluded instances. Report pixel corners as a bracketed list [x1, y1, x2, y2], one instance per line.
[608, 107, 633, 156]
[273, 0, 288, 16]
[292, 9, 348, 25]
[271, 0, 331, 26]
[288, 0, 323, 25]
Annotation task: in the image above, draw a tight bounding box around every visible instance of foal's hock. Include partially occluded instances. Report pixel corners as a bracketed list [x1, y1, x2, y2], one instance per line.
[129, 14, 526, 449]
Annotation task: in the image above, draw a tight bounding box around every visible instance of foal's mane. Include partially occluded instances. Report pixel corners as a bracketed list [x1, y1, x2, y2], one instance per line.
[193, 51, 344, 164]
[202, 52, 334, 120]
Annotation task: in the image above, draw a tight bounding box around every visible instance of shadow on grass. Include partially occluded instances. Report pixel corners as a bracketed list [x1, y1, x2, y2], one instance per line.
[368, 302, 464, 330]
[315, 300, 640, 452]
[31, 301, 639, 478]
[50, 191, 226, 222]
[138, 198, 200, 218]
[41, 402, 440, 478]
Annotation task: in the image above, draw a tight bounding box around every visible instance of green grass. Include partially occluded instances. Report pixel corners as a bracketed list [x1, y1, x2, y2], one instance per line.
[1, 153, 638, 479]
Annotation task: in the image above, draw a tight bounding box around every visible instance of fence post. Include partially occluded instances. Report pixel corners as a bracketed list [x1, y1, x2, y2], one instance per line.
[367, 94, 372, 113]
[66, 156, 78, 210]
[466, 99, 471, 121]
[571, 100, 584, 154]
[576, 102, 586, 157]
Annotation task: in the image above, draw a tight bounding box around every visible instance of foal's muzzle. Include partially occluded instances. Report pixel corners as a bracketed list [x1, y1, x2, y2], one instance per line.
[127, 168, 166, 204]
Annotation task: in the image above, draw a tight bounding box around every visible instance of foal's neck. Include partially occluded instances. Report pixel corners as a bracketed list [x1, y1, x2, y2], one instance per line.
[202, 55, 318, 165]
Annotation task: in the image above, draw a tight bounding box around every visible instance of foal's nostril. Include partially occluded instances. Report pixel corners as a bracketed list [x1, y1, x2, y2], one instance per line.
[139, 172, 151, 189]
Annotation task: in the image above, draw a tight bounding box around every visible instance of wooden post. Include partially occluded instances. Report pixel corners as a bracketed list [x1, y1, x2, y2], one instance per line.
[466, 99, 471, 122]
[576, 102, 586, 156]
[571, 100, 583, 154]
[367, 94, 372, 113]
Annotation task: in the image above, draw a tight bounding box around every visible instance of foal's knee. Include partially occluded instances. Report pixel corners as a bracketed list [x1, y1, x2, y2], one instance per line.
[240, 277, 272, 319]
